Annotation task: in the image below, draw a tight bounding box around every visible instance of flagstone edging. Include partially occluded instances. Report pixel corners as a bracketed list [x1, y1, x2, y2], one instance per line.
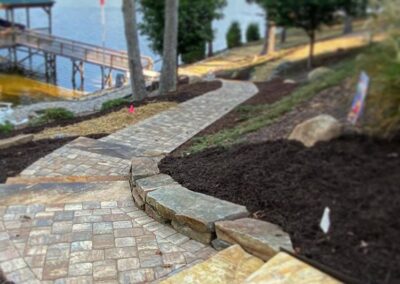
[129, 160, 294, 263]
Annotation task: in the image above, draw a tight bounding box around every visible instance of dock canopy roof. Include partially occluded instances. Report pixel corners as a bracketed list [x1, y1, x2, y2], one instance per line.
[0, 0, 54, 9]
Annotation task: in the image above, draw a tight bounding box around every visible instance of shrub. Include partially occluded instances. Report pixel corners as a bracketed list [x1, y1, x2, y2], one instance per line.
[182, 42, 207, 64]
[0, 121, 13, 134]
[357, 44, 400, 137]
[31, 108, 74, 126]
[246, 23, 260, 43]
[226, 21, 242, 49]
[357, 0, 400, 137]
[101, 98, 128, 111]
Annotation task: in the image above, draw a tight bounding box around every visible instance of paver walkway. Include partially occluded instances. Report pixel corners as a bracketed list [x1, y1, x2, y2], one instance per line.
[0, 80, 259, 283]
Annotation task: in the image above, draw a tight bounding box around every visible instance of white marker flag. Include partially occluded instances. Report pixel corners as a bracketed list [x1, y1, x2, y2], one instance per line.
[320, 207, 331, 234]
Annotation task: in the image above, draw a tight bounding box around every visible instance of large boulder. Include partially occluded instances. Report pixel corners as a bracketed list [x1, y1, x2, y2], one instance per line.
[307, 67, 333, 81]
[289, 114, 342, 147]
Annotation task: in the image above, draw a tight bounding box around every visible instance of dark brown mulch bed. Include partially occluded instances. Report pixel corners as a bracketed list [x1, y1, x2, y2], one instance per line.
[0, 134, 107, 183]
[0, 81, 222, 139]
[173, 79, 297, 155]
[159, 135, 400, 284]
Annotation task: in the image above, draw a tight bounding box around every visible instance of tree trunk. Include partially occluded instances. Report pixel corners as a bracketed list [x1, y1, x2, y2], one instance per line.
[267, 22, 276, 54]
[280, 27, 286, 44]
[260, 16, 269, 55]
[159, 0, 179, 95]
[343, 13, 353, 34]
[207, 40, 213, 57]
[307, 31, 315, 69]
[122, 0, 147, 101]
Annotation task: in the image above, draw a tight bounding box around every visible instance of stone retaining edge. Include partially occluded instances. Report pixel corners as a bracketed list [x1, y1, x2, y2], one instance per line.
[128, 157, 294, 261]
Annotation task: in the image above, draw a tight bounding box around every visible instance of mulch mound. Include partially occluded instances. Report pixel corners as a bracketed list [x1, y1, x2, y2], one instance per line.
[0, 81, 222, 139]
[159, 134, 400, 284]
[0, 134, 107, 183]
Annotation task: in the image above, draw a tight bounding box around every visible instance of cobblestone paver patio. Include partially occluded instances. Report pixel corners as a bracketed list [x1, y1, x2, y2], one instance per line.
[0, 80, 259, 283]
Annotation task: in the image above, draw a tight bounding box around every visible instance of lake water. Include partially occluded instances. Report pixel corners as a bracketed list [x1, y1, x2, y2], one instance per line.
[0, 0, 264, 104]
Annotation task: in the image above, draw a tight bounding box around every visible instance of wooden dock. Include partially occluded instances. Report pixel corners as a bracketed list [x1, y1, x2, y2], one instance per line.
[1, 28, 158, 77]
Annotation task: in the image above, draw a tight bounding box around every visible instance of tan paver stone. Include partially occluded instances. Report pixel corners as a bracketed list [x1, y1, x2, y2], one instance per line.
[105, 247, 138, 259]
[69, 262, 93, 277]
[161, 245, 263, 284]
[114, 228, 143, 238]
[43, 260, 69, 280]
[243, 252, 342, 284]
[7, 267, 36, 283]
[115, 237, 136, 248]
[113, 221, 132, 229]
[72, 223, 92, 232]
[69, 250, 104, 264]
[46, 243, 70, 260]
[52, 221, 73, 234]
[119, 268, 155, 284]
[0, 257, 27, 273]
[24, 255, 46, 268]
[117, 258, 140, 271]
[71, 240, 92, 252]
[93, 260, 117, 281]
[25, 245, 48, 256]
[93, 222, 113, 234]
[93, 234, 115, 249]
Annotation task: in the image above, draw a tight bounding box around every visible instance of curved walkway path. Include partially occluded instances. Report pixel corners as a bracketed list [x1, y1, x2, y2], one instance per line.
[0, 80, 259, 283]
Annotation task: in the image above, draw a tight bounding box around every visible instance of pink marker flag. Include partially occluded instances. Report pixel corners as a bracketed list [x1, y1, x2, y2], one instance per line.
[100, 0, 105, 6]
[129, 104, 135, 113]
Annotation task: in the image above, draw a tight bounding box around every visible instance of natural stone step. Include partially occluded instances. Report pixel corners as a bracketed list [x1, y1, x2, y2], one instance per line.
[161, 244, 264, 284]
[146, 185, 249, 243]
[0, 180, 131, 205]
[6, 175, 127, 185]
[243, 252, 342, 283]
[135, 174, 177, 200]
[0, 134, 33, 149]
[215, 218, 293, 261]
[130, 156, 163, 182]
[131, 174, 177, 209]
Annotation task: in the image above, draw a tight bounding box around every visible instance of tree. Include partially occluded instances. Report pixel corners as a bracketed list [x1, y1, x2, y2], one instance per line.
[339, 0, 369, 34]
[246, 0, 280, 55]
[226, 22, 242, 48]
[159, 0, 179, 95]
[275, 0, 341, 68]
[122, 0, 147, 101]
[139, 0, 227, 64]
[246, 23, 261, 42]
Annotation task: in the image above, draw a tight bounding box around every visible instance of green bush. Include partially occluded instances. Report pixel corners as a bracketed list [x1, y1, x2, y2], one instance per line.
[101, 98, 128, 111]
[357, 44, 400, 137]
[226, 21, 242, 49]
[182, 42, 207, 64]
[0, 121, 14, 134]
[31, 108, 74, 126]
[246, 23, 260, 43]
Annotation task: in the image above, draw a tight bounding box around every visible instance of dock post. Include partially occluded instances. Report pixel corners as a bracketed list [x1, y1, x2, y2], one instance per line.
[100, 66, 105, 89]
[26, 7, 33, 69]
[72, 60, 84, 91]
